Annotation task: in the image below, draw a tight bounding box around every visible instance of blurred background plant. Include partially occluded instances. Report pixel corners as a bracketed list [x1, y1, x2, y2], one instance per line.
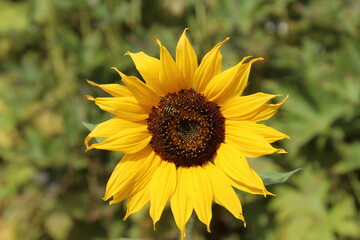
[1, 0, 359, 239]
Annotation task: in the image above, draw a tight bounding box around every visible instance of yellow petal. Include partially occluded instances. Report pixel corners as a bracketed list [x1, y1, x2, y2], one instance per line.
[111, 67, 160, 106]
[125, 51, 165, 96]
[221, 93, 281, 121]
[176, 28, 198, 88]
[193, 38, 229, 93]
[249, 168, 275, 196]
[214, 143, 268, 195]
[87, 121, 151, 154]
[86, 79, 131, 97]
[226, 120, 290, 143]
[250, 95, 289, 122]
[233, 58, 264, 97]
[124, 182, 151, 220]
[204, 56, 259, 105]
[170, 167, 194, 240]
[104, 146, 152, 200]
[149, 161, 177, 229]
[104, 146, 161, 202]
[110, 157, 163, 205]
[85, 117, 134, 148]
[186, 165, 213, 232]
[225, 122, 286, 157]
[205, 163, 245, 224]
[87, 96, 151, 121]
[156, 38, 187, 93]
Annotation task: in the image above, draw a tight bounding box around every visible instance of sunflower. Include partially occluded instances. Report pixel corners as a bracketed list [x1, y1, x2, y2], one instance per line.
[85, 29, 289, 239]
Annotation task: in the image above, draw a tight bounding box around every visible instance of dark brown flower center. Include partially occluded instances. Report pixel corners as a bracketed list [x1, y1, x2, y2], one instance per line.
[147, 89, 225, 167]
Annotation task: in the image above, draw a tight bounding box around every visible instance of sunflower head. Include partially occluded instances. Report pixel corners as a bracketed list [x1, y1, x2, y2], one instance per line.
[86, 29, 289, 239]
[147, 88, 225, 167]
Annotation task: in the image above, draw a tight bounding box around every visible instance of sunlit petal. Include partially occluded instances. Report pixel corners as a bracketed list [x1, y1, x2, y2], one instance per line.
[204, 57, 263, 105]
[170, 167, 194, 240]
[156, 38, 187, 93]
[85, 117, 139, 148]
[193, 38, 229, 93]
[206, 163, 245, 224]
[214, 143, 268, 195]
[250, 95, 289, 122]
[87, 120, 151, 154]
[104, 146, 161, 202]
[187, 165, 213, 232]
[221, 92, 281, 120]
[176, 28, 198, 88]
[111, 67, 160, 106]
[149, 161, 177, 229]
[124, 183, 151, 220]
[125, 51, 164, 95]
[226, 120, 290, 143]
[87, 95, 151, 121]
[225, 122, 286, 158]
[87, 79, 131, 97]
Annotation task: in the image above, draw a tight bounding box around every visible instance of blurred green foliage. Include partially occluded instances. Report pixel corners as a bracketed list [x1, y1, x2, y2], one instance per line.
[1, 0, 359, 239]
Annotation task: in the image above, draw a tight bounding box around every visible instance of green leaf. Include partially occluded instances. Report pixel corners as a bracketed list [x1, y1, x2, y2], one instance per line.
[0, 1, 29, 33]
[330, 196, 360, 238]
[234, 168, 301, 195]
[259, 168, 301, 186]
[82, 122, 103, 143]
[82, 122, 97, 132]
[333, 142, 360, 174]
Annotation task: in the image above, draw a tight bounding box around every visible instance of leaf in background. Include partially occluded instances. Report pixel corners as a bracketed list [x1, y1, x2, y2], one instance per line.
[333, 141, 360, 174]
[234, 168, 301, 195]
[0, 1, 29, 33]
[329, 196, 360, 238]
[44, 212, 73, 240]
[82, 122, 97, 132]
[269, 168, 331, 240]
[82, 122, 103, 143]
[259, 168, 301, 186]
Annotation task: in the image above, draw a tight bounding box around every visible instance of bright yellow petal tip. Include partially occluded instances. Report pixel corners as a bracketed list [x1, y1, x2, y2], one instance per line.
[86, 95, 94, 101]
[111, 66, 121, 76]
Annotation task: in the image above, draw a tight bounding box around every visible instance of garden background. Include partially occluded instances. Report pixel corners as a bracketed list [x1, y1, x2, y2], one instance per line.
[1, 0, 360, 239]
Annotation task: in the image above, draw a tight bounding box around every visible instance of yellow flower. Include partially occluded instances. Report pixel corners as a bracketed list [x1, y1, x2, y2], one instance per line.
[85, 29, 289, 239]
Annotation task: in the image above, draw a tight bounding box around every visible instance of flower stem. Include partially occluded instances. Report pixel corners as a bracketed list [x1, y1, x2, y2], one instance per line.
[183, 213, 196, 240]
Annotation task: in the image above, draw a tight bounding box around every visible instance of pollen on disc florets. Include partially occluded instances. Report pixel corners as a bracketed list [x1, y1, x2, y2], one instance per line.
[147, 89, 225, 167]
